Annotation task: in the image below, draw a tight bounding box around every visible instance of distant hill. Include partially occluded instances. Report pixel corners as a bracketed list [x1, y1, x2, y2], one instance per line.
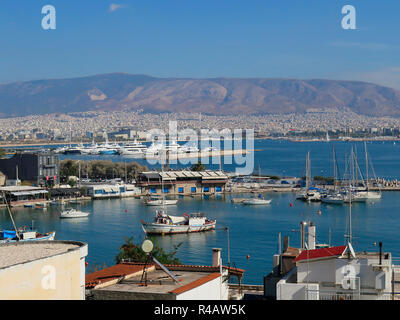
[0, 73, 400, 117]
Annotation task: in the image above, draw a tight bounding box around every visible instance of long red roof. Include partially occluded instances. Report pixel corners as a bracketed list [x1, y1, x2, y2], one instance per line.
[294, 245, 347, 262]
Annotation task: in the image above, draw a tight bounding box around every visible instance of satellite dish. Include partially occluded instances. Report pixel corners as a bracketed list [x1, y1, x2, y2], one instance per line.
[141, 239, 154, 254]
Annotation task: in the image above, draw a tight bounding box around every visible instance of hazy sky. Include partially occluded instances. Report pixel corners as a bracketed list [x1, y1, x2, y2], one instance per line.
[1, 1, 399, 89]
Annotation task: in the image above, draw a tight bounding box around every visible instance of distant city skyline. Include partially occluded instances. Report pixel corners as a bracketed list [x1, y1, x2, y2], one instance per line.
[0, 1, 399, 89]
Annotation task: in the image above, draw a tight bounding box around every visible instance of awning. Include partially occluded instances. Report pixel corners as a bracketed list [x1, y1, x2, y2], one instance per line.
[10, 190, 48, 196]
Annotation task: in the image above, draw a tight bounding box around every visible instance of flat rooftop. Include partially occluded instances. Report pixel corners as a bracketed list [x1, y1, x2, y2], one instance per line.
[0, 241, 84, 269]
[0, 186, 44, 192]
[95, 268, 219, 296]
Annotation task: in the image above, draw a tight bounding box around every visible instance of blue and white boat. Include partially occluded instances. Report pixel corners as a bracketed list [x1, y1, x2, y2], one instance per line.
[0, 229, 56, 243]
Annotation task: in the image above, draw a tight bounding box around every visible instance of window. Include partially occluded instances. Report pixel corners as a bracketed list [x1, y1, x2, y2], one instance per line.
[216, 186, 222, 192]
[203, 187, 209, 192]
[178, 187, 184, 193]
[163, 188, 169, 193]
[191, 187, 197, 193]
[150, 188, 156, 193]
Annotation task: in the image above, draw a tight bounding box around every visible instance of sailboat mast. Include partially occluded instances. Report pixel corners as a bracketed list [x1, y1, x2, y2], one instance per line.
[306, 151, 310, 189]
[333, 145, 337, 191]
[364, 141, 369, 191]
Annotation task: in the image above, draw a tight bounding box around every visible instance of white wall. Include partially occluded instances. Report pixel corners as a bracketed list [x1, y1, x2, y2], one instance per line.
[297, 259, 336, 283]
[176, 275, 229, 300]
[277, 282, 319, 300]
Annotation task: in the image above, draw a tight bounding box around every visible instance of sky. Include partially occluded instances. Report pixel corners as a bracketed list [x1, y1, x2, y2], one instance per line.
[0, 0, 399, 89]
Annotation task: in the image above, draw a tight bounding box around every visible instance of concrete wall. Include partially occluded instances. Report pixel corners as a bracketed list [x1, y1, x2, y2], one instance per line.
[297, 259, 336, 283]
[277, 282, 319, 300]
[0, 243, 87, 300]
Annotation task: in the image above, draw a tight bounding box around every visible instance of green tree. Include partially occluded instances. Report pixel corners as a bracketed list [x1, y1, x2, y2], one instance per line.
[115, 237, 182, 265]
[60, 160, 79, 181]
[67, 178, 77, 187]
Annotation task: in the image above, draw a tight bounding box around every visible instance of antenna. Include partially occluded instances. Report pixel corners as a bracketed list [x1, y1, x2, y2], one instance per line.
[139, 239, 180, 286]
[139, 239, 154, 286]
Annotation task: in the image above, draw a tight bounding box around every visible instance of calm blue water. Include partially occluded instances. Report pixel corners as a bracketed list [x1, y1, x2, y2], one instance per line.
[2, 139, 400, 284]
[43, 139, 400, 179]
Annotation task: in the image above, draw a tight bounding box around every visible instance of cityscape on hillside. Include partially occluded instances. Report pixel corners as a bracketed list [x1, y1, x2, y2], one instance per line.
[1, 107, 400, 144]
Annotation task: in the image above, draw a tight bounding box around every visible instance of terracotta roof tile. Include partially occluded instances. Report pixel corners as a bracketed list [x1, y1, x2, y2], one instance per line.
[85, 262, 152, 288]
[294, 245, 347, 263]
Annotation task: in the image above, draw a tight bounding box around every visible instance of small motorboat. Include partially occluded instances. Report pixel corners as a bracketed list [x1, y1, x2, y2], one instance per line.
[60, 209, 90, 219]
[144, 199, 178, 206]
[143, 195, 178, 206]
[242, 194, 272, 205]
[35, 202, 48, 210]
[242, 198, 272, 205]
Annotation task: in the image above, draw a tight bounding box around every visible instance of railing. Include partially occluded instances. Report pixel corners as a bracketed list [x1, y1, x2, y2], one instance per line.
[305, 289, 400, 300]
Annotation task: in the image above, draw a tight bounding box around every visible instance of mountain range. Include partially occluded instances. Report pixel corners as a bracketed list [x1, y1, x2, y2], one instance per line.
[0, 73, 400, 117]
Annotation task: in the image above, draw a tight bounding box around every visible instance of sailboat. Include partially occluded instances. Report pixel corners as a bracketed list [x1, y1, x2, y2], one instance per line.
[359, 141, 382, 200]
[321, 145, 344, 204]
[343, 147, 367, 203]
[296, 152, 321, 202]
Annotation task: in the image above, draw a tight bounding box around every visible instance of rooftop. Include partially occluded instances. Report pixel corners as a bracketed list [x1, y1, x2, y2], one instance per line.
[0, 186, 45, 192]
[294, 245, 347, 263]
[0, 241, 85, 269]
[86, 262, 245, 297]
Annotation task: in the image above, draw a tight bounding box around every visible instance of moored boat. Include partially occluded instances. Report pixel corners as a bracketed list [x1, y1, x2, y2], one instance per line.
[242, 198, 272, 205]
[321, 193, 344, 204]
[60, 209, 90, 219]
[0, 229, 56, 243]
[141, 210, 216, 235]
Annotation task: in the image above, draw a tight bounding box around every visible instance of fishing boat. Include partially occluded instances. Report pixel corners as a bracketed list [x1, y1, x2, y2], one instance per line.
[60, 209, 90, 219]
[141, 210, 216, 235]
[24, 203, 35, 208]
[0, 229, 56, 243]
[1, 193, 56, 243]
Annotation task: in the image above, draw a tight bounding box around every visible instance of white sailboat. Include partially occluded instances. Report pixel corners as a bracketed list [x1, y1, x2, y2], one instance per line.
[362, 141, 382, 200]
[322, 145, 344, 204]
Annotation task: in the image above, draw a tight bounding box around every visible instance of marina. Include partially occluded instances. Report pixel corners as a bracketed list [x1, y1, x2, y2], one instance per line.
[2, 139, 400, 286]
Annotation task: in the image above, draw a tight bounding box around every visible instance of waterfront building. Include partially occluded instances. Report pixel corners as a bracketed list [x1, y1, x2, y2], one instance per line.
[85, 184, 141, 199]
[0, 185, 48, 207]
[0, 240, 88, 300]
[0, 151, 60, 187]
[137, 170, 228, 195]
[85, 248, 244, 300]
